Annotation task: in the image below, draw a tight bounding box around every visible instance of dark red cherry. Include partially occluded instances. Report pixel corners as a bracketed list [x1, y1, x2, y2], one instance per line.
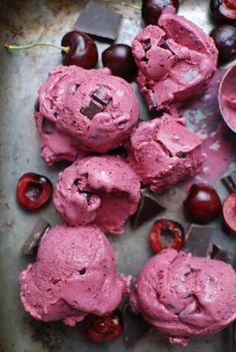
[61, 31, 98, 69]
[210, 0, 236, 22]
[223, 193, 236, 232]
[86, 312, 122, 343]
[16, 173, 53, 211]
[149, 219, 185, 254]
[142, 0, 179, 25]
[102, 44, 138, 82]
[184, 184, 222, 223]
[210, 25, 236, 62]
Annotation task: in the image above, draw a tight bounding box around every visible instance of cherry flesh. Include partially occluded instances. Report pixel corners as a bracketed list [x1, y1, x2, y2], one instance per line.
[86, 312, 122, 343]
[184, 184, 222, 223]
[149, 219, 185, 254]
[210, 25, 236, 62]
[142, 0, 179, 25]
[210, 0, 236, 22]
[223, 193, 236, 232]
[102, 44, 138, 82]
[16, 173, 53, 211]
[61, 31, 98, 69]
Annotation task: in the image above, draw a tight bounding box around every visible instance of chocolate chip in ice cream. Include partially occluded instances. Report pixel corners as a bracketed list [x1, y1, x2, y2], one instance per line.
[92, 85, 112, 106]
[81, 100, 104, 119]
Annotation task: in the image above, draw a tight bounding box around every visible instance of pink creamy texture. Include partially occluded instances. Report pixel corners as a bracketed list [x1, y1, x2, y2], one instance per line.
[130, 249, 236, 345]
[53, 155, 141, 234]
[219, 65, 236, 132]
[19, 225, 129, 326]
[132, 14, 218, 111]
[127, 114, 204, 192]
[35, 65, 139, 165]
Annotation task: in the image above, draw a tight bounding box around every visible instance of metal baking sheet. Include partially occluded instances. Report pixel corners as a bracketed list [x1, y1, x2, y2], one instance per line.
[0, 0, 236, 351]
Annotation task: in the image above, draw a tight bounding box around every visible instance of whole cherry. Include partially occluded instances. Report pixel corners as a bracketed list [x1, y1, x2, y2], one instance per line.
[210, 25, 236, 62]
[222, 193, 236, 233]
[149, 219, 185, 254]
[210, 0, 236, 22]
[184, 184, 222, 223]
[142, 0, 179, 25]
[102, 44, 138, 82]
[16, 173, 53, 211]
[5, 31, 98, 69]
[86, 312, 122, 343]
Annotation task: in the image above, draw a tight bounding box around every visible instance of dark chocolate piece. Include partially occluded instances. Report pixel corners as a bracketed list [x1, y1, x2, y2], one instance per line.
[146, 90, 158, 111]
[122, 302, 151, 346]
[74, 0, 121, 41]
[184, 224, 214, 257]
[210, 243, 233, 265]
[92, 86, 111, 106]
[21, 218, 50, 255]
[130, 189, 164, 229]
[142, 39, 151, 52]
[221, 172, 236, 193]
[81, 100, 103, 119]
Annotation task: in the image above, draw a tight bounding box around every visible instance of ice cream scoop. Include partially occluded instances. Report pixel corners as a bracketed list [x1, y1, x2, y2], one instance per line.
[53, 155, 141, 234]
[218, 64, 236, 133]
[130, 248, 236, 346]
[127, 114, 204, 192]
[19, 224, 129, 326]
[132, 14, 218, 111]
[35, 65, 139, 165]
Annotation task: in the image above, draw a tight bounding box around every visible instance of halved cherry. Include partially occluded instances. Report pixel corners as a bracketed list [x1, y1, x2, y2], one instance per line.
[86, 312, 122, 343]
[222, 193, 236, 232]
[16, 172, 53, 211]
[150, 219, 185, 254]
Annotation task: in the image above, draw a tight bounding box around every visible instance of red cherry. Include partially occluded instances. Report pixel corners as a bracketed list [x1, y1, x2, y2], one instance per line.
[149, 219, 185, 254]
[210, 0, 236, 22]
[102, 44, 138, 82]
[142, 0, 179, 25]
[16, 173, 53, 211]
[223, 193, 236, 232]
[61, 31, 98, 69]
[86, 312, 122, 343]
[184, 184, 222, 223]
[210, 25, 236, 62]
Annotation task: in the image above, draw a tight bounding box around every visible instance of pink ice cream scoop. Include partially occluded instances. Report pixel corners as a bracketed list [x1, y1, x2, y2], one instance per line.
[218, 64, 236, 133]
[35, 65, 139, 165]
[19, 224, 129, 326]
[132, 14, 218, 111]
[53, 155, 141, 234]
[130, 248, 236, 346]
[127, 114, 204, 192]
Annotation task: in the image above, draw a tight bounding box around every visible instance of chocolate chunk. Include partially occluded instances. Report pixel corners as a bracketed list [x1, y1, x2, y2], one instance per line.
[92, 86, 111, 106]
[130, 189, 164, 229]
[74, 0, 121, 41]
[81, 100, 103, 119]
[21, 218, 50, 255]
[210, 243, 233, 264]
[146, 90, 158, 111]
[221, 172, 236, 193]
[183, 224, 214, 257]
[121, 302, 151, 346]
[142, 39, 151, 52]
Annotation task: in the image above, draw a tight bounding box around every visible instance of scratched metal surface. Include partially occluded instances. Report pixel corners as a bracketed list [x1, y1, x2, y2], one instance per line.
[0, 0, 236, 351]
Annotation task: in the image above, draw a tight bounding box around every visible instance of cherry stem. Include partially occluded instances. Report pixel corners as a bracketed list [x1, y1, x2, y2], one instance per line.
[4, 42, 70, 54]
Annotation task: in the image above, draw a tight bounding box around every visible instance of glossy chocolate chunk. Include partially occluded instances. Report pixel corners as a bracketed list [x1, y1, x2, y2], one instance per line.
[184, 224, 214, 257]
[210, 243, 233, 264]
[221, 172, 236, 193]
[92, 86, 111, 106]
[81, 99, 103, 119]
[74, 0, 121, 41]
[130, 188, 164, 229]
[121, 301, 151, 346]
[21, 218, 50, 255]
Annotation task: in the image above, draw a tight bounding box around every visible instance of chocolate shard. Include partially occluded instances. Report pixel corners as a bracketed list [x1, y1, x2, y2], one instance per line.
[121, 301, 151, 347]
[92, 86, 111, 106]
[183, 224, 214, 257]
[81, 100, 103, 119]
[21, 218, 50, 255]
[221, 172, 236, 193]
[146, 90, 158, 112]
[142, 38, 151, 52]
[130, 188, 164, 229]
[210, 243, 233, 265]
[74, 0, 121, 41]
